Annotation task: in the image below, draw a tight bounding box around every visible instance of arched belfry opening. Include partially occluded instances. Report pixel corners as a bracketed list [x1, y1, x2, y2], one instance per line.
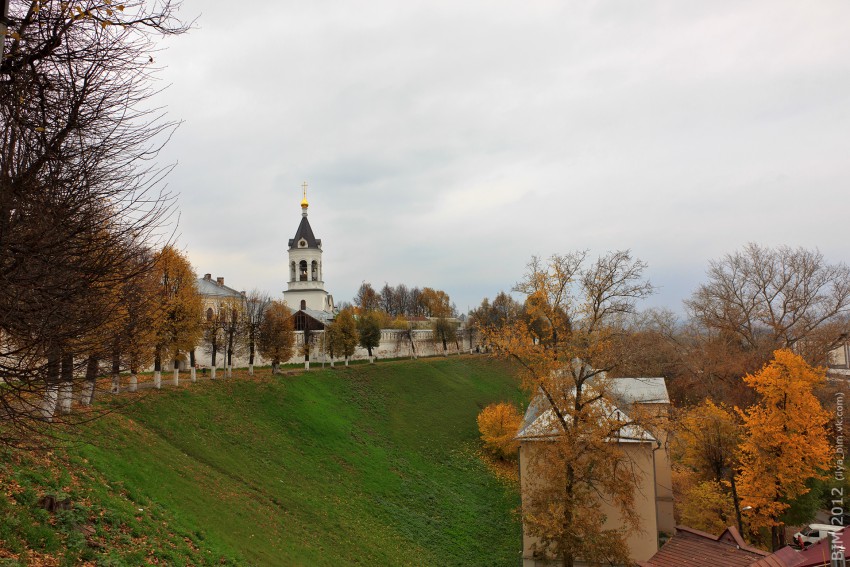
[299, 260, 308, 281]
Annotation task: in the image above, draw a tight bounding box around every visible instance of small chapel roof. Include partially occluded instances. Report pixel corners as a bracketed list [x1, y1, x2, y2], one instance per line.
[288, 216, 322, 250]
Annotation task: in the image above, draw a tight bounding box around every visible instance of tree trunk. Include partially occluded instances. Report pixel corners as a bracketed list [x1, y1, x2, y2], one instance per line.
[40, 348, 60, 420]
[730, 474, 744, 539]
[111, 349, 120, 394]
[248, 363, 254, 376]
[271, 361, 278, 375]
[330, 356, 335, 368]
[58, 352, 74, 415]
[211, 365, 217, 379]
[154, 351, 162, 389]
[345, 356, 350, 367]
[129, 372, 138, 392]
[81, 355, 98, 406]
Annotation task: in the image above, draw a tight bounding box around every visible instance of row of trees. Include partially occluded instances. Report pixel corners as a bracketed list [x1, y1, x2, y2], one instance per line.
[473, 244, 850, 407]
[351, 282, 457, 318]
[0, 0, 190, 448]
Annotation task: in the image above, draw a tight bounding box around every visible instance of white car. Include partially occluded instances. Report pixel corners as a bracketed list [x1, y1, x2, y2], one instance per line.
[792, 524, 843, 548]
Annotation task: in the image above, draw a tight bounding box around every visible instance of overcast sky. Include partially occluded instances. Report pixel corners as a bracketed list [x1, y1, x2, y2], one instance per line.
[151, 1, 850, 315]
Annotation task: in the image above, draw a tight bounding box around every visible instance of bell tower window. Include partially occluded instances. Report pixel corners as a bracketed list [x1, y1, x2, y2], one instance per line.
[311, 260, 318, 281]
[299, 260, 308, 281]
[290, 261, 296, 282]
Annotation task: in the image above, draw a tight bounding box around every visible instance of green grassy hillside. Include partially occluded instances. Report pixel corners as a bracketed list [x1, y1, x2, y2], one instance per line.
[0, 356, 525, 566]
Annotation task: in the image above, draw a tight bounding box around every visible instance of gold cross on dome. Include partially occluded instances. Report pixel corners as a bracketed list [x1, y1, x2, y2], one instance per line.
[302, 181, 308, 199]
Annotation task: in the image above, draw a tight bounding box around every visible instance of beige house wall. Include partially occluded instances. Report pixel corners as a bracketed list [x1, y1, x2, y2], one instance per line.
[519, 439, 661, 567]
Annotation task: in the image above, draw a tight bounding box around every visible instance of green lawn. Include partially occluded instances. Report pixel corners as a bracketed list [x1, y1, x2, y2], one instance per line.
[0, 356, 525, 566]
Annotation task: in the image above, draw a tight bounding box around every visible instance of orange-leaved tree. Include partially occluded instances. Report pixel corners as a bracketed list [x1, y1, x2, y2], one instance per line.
[477, 402, 522, 460]
[257, 301, 295, 374]
[737, 349, 831, 550]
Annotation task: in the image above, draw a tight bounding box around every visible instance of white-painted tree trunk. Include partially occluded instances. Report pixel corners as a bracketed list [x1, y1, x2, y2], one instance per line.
[190, 367, 196, 382]
[154, 371, 161, 389]
[58, 382, 73, 415]
[172, 368, 179, 386]
[248, 364, 254, 376]
[41, 386, 59, 421]
[80, 382, 94, 406]
[211, 366, 217, 379]
[111, 372, 120, 394]
[129, 374, 138, 392]
[369, 355, 374, 364]
[329, 357, 335, 368]
[345, 357, 349, 367]
[226, 365, 232, 378]
[304, 360, 310, 370]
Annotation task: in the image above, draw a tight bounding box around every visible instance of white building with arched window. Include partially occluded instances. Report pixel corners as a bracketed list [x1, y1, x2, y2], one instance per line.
[283, 190, 334, 313]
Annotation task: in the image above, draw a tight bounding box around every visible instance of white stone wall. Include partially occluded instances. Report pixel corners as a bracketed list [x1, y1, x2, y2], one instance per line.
[191, 328, 480, 369]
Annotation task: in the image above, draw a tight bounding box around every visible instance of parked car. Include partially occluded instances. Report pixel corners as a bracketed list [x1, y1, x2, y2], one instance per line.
[793, 523, 843, 548]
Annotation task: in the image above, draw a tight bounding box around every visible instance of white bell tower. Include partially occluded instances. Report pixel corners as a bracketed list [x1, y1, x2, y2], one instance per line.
[283, 183, 333, 312]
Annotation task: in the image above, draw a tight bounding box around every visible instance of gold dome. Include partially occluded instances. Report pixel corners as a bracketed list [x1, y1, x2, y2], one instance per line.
[300, 182, 309, 207]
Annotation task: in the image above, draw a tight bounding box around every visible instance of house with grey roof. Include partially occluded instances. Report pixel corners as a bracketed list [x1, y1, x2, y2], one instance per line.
[518, 375, 674, 567]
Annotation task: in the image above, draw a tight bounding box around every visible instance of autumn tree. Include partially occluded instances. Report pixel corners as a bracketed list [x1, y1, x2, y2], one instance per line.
[471, 292, 522, 331]
[358, 311, 382, 363]
[220, 296, 245, 378]
[244, 291, 271, 375]
[201, 302, 223, 378]
[324, 313, 358, 368]
[736, 349, 831, 550]
[687, 244, 850, 368]
[419, 287, 453, 318]
[486, 250, 655, 566]
[353, 282, 380, 312]
[675, 400, 744, 533]
[477, 402, 522, 460]
[105, 246, 160, 394]
[431, 317, 457, 356]
[256, 301, 295, 374]
[153, 246, 202, 388]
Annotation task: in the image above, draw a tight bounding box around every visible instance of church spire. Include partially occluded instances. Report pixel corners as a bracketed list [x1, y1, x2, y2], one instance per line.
[300, 181, 309, 216]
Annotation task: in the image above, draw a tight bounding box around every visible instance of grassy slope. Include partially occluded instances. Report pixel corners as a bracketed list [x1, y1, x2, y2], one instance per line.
[1, 356, 525, 566]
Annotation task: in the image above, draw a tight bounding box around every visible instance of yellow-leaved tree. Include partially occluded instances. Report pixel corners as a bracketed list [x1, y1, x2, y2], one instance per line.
[675, 400, 744, 533]
[152, 246, 202, 387]
[737, 349, 831, 550]
[477, 402, 522, 460]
